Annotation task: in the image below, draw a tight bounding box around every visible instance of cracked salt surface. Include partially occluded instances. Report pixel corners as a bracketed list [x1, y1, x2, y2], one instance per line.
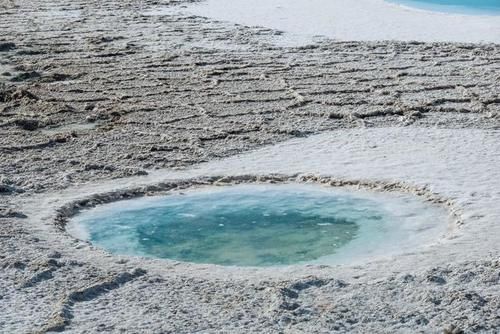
[14, 127, 500, 332]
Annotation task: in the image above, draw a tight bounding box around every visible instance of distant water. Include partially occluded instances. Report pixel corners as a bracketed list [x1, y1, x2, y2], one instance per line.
[392, 0, 500, 14]
[70, 184, 447, 267]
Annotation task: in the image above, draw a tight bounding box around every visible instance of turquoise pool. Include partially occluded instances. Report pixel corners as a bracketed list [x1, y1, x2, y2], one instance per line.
[69, 184, 447, 267]
[391, 0, 500, 14]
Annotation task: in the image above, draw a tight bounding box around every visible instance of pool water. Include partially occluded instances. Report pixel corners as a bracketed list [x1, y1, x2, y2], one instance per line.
[69, 184, 448, 267]
[392, 0, 500, 14]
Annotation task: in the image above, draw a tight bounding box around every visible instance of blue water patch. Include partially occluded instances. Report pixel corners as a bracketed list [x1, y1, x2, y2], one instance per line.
[390, 0, 500, 14]
[70, 184, 447, 267]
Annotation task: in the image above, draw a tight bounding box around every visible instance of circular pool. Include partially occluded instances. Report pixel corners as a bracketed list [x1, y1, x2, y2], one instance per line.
[68, 184, 449, 267]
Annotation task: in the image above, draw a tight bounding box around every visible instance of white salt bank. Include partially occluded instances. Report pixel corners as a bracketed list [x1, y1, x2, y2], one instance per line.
[171, 0, 500, 43]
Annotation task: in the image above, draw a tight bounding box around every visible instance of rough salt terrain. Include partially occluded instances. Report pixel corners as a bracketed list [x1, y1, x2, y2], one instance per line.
[0, 0, 499, 333]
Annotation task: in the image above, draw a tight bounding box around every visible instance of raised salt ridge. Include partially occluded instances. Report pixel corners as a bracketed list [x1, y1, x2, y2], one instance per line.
[69, 184, 448, 267]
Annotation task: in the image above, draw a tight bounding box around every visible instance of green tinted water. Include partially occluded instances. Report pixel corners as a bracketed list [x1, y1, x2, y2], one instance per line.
[71, 184, 445, 267]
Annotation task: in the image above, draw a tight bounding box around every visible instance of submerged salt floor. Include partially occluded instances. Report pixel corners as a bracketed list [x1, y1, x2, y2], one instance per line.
[69, 184, 447, 266]
[161, 0, 500, 44]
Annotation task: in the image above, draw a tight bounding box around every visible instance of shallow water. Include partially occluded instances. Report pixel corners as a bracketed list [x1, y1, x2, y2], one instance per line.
[392, 0, 500, 14]
[70, 184, 448, 267]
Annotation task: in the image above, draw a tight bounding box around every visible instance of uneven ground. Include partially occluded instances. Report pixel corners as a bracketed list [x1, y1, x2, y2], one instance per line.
[0, 0, 499, 333]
